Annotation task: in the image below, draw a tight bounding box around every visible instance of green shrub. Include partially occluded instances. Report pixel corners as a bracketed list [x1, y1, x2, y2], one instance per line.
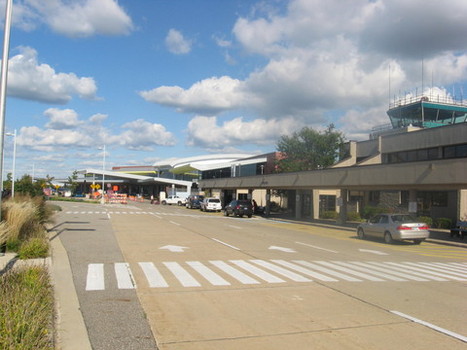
[361, 206, 386, 219]
[434, 217, 452, 229]
[418, 216, 433, 227]
[346, 211, 361, 222]
[321, 211, 338, 219]
[0, 266, 54, 349]
[18, 237, 49, 259]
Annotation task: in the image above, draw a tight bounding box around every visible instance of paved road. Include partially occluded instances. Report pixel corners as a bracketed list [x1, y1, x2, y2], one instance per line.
[56, 201, 467, 349]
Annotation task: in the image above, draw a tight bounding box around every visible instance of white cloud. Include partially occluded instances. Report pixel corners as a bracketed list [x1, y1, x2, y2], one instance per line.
[108, 119, 176, 150]
[17, 0, 134, 37]
[142, 0, 467, 140]
[8, 47, 98, 103]
[18, 125, 94, 152]
[187, 115, 302, 150]
[16, 108, 176, 153]
[140, 76, 245, 115]
[89, 113, 108, 124]
[44, 108, 83, 129]
[165, 29, 192, 55]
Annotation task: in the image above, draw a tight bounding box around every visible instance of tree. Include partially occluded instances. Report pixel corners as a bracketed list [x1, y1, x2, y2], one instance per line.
[276, 124, 345, 172]
[66, 170, 79, 194]
[15, 174, 43, 197]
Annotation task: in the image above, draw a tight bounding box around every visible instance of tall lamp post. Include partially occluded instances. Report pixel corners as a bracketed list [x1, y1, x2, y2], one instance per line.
[5, 129, 16, 197]
[0, 0, 13, 256]
[99, 144, 106, 204]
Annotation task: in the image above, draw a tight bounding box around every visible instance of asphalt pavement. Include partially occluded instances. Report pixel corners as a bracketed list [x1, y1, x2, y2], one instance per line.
[0, 202, 465, 349]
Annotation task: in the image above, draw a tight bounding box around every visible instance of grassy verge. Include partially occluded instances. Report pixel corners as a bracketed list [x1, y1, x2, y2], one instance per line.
[0, 266, 54, 349]
[0, 196, 56, 349]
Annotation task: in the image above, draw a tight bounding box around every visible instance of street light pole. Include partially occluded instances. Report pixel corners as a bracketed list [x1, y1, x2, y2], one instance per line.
[0, 0, 12, 256]
[5, 129, 16, 197]
[100, 144, 106, 204]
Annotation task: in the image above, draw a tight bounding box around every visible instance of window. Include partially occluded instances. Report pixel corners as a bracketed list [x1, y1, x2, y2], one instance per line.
[380, 215, 389, 224]
[443, 143, 467, 159]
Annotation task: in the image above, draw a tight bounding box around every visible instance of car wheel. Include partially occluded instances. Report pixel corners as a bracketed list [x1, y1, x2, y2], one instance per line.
[384, 231, 394, 244]
[357, 228, 365, 239]
[413, 239, 424, 245]
[177, 201, 182, 206]
[161, 200, 167, 205]
[224, 210, 229, 216]
[247, 214, 252, 218]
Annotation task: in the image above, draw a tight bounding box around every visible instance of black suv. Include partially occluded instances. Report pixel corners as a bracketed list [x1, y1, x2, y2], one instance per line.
[186, 195, 204, 209]
[224, 199, 253, 218]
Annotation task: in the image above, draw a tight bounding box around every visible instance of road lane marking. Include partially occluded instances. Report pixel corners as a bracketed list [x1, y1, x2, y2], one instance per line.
[230, 260, 285, 283]
[250, 260, 312, 282]
[359, 249, 388, 255]
[227, 225, 242, 229]
[210, 238, 241, 251]
[159, 245, 188, 252]
[86, 264, 105, 291]
[163, 262, 201, 287]
[84, 261, 466, 291]
[295, 241, 338, 253]
[209, 260, 260, 284]
[390, 311, 467, 343]
[332, 261, 406, 281]
[400, 262, 466, 281]
[272, 260, 338, 282]
[169, 221, 180, 226]
[293, 261, 362, 282]
[318, 261, 384, 281]
[407, 262, 467, 280]
[269, 246, 296, 253]
[351, 262, 428, 281]
[385, 262, 448, 281]
[114, 263, 136, 289]
[139, 262, 169, 288]
[186, 261, 231, 286]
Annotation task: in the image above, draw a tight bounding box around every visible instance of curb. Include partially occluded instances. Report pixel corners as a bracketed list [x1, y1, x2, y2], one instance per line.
[49, 232, 92, 350]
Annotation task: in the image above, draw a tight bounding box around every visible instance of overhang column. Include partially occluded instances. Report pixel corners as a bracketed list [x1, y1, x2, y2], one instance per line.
[265, 189, 271, 217]
[295, 190, 303, 219]
[337, 189, 348, 225]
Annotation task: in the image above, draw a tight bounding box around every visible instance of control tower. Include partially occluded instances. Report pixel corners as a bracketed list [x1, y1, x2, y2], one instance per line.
[371, 92, 467, 139]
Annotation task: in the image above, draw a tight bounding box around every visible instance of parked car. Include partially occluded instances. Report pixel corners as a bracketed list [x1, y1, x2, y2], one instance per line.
[200, 197, 222, 212]
[357, 214, 429, 244]
[186, 195, 204, 209]
[224, 199, 253, 218]
[161, 195, 186, 206]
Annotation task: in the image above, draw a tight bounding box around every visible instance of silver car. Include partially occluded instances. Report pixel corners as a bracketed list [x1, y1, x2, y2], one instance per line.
[200, 197, 222, 212]
[357, 214, 429, 244]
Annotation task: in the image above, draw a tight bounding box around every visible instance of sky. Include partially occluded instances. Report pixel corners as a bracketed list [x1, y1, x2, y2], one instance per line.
[1, 0, 467, 180]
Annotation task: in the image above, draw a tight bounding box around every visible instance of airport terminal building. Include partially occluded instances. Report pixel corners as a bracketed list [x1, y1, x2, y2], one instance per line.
[77, 94, 467, 223]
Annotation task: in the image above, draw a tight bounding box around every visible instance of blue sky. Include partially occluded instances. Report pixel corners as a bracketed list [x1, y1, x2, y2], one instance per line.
[1, 0, 467, 179]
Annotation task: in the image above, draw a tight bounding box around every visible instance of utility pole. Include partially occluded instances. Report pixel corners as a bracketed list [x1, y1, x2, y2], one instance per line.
[0, 0, 13, 255]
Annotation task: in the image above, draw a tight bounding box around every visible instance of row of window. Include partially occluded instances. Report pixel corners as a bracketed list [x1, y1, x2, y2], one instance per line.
[386, 143, 467, 163]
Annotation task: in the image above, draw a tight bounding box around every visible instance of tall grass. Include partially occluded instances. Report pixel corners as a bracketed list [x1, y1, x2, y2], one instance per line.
[0, 266, 54, 349]
[0, 196, 53, 258]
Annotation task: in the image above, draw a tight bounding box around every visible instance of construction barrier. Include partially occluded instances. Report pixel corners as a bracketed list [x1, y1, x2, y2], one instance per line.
[106, 193, 127, 204]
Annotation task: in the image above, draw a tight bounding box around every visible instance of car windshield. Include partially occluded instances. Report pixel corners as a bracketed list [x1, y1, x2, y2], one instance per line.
[391, 214, 416, 223]
[208, 199, 220, 203]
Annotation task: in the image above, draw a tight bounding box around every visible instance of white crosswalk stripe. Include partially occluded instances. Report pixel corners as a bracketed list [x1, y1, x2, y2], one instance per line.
[84, 260, 467, 291]
[139, 262, 168, 288]
[86, 263, 105, 291]
[115, 263, 136, 289]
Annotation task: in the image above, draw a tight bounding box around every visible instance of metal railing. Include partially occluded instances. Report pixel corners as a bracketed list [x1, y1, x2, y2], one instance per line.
[389, 94, 467, 109]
